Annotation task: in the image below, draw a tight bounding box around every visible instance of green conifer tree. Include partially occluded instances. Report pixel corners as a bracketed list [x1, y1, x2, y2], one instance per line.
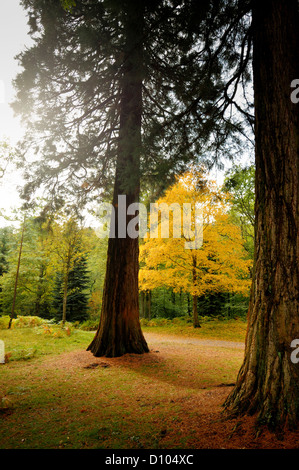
[52, 255, 90, 323]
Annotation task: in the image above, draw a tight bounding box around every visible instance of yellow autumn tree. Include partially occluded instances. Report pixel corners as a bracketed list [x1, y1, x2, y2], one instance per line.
[139, 169, 252, 327]
[46, 215, 91, 325]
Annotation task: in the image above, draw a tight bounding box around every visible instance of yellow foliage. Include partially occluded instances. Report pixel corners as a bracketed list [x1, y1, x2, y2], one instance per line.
[139, 169, 252, 297]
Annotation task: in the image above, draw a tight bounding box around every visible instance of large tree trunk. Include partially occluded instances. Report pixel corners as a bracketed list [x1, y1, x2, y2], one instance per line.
[224, 0, 299, 430]
[88, 1, 149, 357]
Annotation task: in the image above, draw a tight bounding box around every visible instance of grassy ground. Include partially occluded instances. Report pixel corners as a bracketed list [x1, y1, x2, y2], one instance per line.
[0, 317, 297, 449]
[0, 321, 93, 362]
[140, 316, 247, 342]
[0, 316, 247, 363]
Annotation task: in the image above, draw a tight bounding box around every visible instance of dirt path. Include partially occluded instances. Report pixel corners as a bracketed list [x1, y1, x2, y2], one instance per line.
[144, 331, 245, 349]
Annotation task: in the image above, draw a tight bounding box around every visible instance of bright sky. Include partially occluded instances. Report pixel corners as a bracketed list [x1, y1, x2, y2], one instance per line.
[0, 1, 32, 143]
[0, 0, 32, 225]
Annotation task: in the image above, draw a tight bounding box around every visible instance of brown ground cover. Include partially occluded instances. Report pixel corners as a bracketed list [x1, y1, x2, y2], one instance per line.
[0, 331, 298, 449]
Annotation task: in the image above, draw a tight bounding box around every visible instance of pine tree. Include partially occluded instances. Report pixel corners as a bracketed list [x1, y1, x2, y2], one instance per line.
[52, 255, 90, 323]
[67, 256, 90, 322]
[51, 271, 63, 321]
[50, 0, 299, 430]
[14, 0, 232, 356]
[0, 228, 10, 278]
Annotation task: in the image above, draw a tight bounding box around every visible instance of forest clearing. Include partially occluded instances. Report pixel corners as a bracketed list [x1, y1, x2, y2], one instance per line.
[1, 0, 299, 456]
[0, 318, 298, 449]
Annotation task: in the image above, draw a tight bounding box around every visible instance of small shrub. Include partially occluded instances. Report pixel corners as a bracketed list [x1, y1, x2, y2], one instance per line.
[0, 315, 48, 329]
[13, 316, 45, 329]
[172, 317, 186, 324]
[79, 319, 99, 331]
[0, 316, 10, 329]
[159, 318, 171, 326]
[37, 324, 74, 338]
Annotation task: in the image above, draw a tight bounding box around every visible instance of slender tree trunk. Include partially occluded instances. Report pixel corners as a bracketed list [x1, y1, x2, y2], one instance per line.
[140, 291, 145, 318]
[192, 256, 201, 328]
[61, 253, 71, 326]
[192, 294, 200, 328]
[62, 272, 69, 326]
[8, 217, 26, 329]
[34, 264, 45, 317]
[180, 288, 182, 312]
[88, 1, 148, 357]
[224, 0, 299, 430]
[146, 290, 151, 320]
[187, 292, 191, 317]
